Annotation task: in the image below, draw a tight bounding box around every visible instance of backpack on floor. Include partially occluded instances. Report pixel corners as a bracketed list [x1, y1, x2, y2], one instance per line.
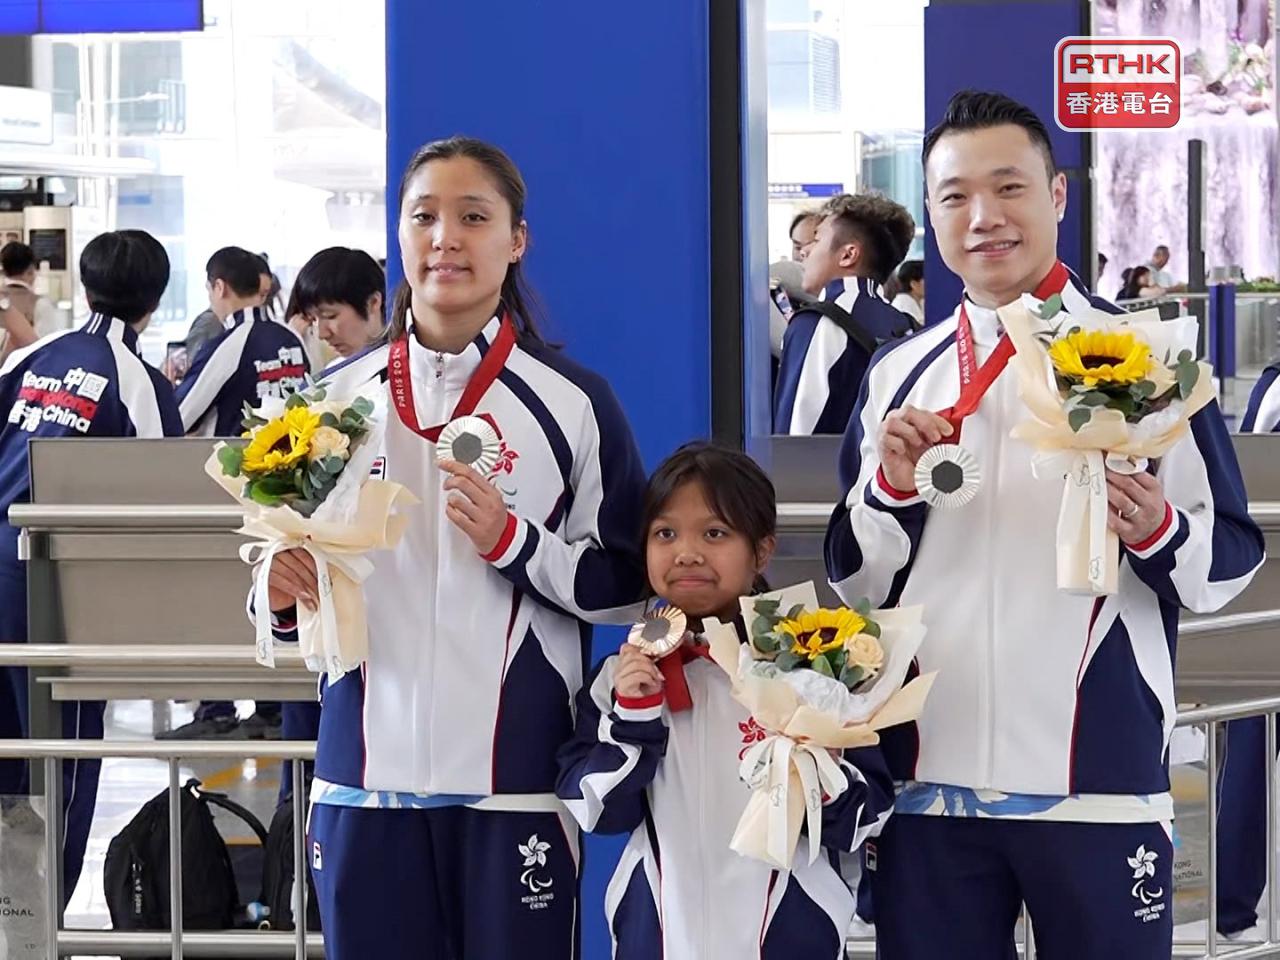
[103, 778, 268, 934]
[259, 794, 321, 931]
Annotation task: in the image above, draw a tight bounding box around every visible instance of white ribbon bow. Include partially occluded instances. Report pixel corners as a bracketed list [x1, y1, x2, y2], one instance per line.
[243, 538, 375, 682]
[738, 733, 848, 867]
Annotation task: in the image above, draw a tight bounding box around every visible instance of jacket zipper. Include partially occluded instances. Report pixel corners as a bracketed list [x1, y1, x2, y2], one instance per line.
[422, 351, 448, 788]
[984, 375, 1008, 786]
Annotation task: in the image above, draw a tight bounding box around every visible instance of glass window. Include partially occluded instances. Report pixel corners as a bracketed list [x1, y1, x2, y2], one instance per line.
[31, 0, 387, 364]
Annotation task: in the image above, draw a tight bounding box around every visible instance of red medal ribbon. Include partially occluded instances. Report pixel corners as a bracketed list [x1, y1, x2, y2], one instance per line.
[655, 640, 714, 713]
[937, 261, 1070, 439]
[387, 313, 517, 442]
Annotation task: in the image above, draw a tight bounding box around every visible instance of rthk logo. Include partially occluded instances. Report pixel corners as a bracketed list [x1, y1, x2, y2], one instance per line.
[1055, 37, 1181, 131]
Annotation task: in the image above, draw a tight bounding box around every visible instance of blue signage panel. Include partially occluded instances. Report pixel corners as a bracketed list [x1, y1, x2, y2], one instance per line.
[0, 0, 203, 35]
[768, 181, 844, 199]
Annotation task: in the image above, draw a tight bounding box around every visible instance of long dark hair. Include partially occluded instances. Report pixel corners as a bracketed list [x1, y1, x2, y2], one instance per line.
[1118, 265, 1151, 301]
[387, 136, 546, 344]
[639, 442, 776, 596]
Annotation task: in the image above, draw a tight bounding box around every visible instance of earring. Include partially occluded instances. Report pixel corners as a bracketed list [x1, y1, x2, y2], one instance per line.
[1057, 211, 1065, 223]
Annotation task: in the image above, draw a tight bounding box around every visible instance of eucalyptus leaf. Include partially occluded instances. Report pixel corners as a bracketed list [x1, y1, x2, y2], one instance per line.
[1036, 293, 1064, 319]
[217, 445, 244, 477]
[785, 604, 806, 621]
[854, 598, 872, 617]
[775, 650, 804, 672]
[861, 619, 881, 639]
[754, 599, 781, 615]
[350, 397, 374, 418]
[825, 647, 847, 676]
[323, 456, 345, 475]
[285, 392, 308, 410]
[1178, 349, 1193, 364]
[247, 483, 283, 507]
[1177, 362, 1200, 400]
[319, 412, 340, 429]
[1080, 392, 1111, 407]
[753, 615, 777, 637]
[1132, 379, 1158, 399]
[840, 664, 866, 689]
[752, 632, 781, 655]
[1068, 406, 1093, 433]
[811, 656, 835, 679]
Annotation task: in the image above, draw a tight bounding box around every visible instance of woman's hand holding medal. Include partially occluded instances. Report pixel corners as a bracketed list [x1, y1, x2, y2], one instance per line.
[879, 407, 955, 491]
[440, 459, 510, 555]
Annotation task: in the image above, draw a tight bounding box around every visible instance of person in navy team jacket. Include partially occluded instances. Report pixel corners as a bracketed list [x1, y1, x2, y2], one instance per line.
[0, 230, 182, 901]
[827, 90, 1264, 959]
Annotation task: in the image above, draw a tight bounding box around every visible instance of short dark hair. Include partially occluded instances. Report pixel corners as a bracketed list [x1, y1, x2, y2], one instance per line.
[0, 241, 35, 278]
[286, 247, 386, 323]
[206, 246, 265, 298]
[789, 211, 818, 239]
[640, 442, 776, 596]
[80, 230, 170, 324]
[1154, 244, 1170, 256]
[923, 90, 1058, 182]
[820, 193, 917, 286]
[897, 258, 924, 287]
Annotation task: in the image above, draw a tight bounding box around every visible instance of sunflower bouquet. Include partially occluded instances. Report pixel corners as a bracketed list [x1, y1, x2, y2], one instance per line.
[204, 383, 415, 681]
[217, 387, 373, 516]
[998, 295, 1216, 595]
[748, 600, 886, 694]
[703, 582, 934, 869]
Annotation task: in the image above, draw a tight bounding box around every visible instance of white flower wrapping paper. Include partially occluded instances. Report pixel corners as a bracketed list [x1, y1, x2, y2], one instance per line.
[704, 583, 934, 870]
[999, 298, 1216, 595]
[205, 382, 417, 682]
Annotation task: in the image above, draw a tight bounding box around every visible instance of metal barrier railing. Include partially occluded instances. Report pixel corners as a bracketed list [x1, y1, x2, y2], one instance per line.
[0, 739, 318, 959]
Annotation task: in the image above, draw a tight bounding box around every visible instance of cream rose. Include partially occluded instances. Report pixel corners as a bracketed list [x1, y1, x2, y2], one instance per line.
[843, 633, 884, 679]
[308, 426, 351, 463]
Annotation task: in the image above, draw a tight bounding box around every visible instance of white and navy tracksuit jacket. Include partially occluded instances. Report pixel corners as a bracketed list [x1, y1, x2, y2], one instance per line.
[556, 644, 893, 960]
[268, 314, 647, 805]
[175, 306, 310, 435]
[0, 313, 181, 899]
[774, 277, 910, 436]
[1214, 366, 1278, 935]
[825, 266, 1264, 815]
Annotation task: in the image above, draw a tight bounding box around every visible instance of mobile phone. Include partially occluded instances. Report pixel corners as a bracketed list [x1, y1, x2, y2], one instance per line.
[164, 342, 189, 383]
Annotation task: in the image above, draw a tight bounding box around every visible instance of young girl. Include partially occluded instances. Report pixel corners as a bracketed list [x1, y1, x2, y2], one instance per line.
[262, 137, 648, 958]
[556, 442, 893, 959]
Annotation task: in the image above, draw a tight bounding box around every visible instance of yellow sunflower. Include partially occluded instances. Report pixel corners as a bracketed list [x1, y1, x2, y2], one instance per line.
[1048, 330, 1153, 388]
[241, 406, 321, 474]
[778, 608, 866, 661]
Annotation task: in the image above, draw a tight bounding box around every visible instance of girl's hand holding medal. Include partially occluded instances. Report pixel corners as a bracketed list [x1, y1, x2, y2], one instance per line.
[614, 643, 665, 700]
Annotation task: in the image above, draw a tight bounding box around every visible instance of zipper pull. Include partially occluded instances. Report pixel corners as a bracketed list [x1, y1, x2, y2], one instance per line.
[434, 352, 445, 380]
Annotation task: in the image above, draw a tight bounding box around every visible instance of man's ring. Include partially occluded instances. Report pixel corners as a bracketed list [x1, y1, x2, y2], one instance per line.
[1123, 503, 1139, 519]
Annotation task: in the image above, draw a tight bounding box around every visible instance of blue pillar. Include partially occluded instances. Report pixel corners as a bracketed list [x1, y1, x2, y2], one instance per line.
[923, 0, 1092, 324]
[1209, 282, 1237, 380]
[385, 2, 714, 954]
